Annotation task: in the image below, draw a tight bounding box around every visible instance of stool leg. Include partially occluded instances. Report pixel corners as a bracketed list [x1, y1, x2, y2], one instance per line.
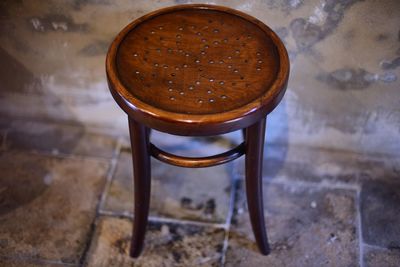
[244, 118, 270, 255]
[128, 118, 151, 257]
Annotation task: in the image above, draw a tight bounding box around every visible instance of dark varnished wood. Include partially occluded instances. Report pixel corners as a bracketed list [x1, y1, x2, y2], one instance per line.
[107, 4, 289, 257]
[150, 142, 245, 168]
[116, 9, 279, 115]
[128, 118, 151, 257]
[245, 118, 270, 255]
[106, 4, 289, 136]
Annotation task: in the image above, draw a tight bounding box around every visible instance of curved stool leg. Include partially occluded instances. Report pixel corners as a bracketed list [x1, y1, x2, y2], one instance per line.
[128, 117, 151, 257]
[244, 118, 270, 255]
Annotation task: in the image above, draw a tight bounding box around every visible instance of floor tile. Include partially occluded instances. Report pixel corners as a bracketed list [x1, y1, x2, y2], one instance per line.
[364, 246, 400, 267]
[361, 181, 400, 248]
[104, 149, 232, 223]
[225, 182, 358, 267]
[0, 151, 109, 264]
[0, 258, 74, 267]
[1, 119, 117, 158]
[85, 216, 225, 267]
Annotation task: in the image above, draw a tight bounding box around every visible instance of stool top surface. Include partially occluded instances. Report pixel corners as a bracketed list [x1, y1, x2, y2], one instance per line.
[107, 4, 289, 135]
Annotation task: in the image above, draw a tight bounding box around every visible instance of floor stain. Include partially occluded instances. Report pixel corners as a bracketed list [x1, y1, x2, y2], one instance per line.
[27, 14, 89, 33]
[79, 40, 110, 56]
[290, 0, 362, 52]
[0, 155, 49, 216]
[0, 47, 42, 94]
[316, 68, 373, 90]
[264, 0, 304, 13]
[317, 67, 397, 90]
[381, 57, 400, 70]
[72, 0, 112, 10]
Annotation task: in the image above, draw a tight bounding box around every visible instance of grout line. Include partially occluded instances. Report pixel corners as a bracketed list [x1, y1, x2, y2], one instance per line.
[0, 116, 122, 139]
[224, 170, 238, 228]
[220, 166, 240, 267]
[0, 129, 10, 151]
[356, 187, 365, 267]
[0, 130, 8, 151]
[99, 209, 133, 219]
[97, 140, 123, 210]
[363, 243, 392, 251]
[149, 215, 226, 229]
[266, 139, 400, 160]
[0, 255, 78, 266]
[11, 148, 114, 163]
[98, 209, 227, 229]
[266, 177, 360, 191]
[78, 138, 122, 266]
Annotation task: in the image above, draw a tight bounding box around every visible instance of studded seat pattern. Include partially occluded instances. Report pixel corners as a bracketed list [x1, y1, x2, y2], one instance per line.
[116, 9, 280, 115]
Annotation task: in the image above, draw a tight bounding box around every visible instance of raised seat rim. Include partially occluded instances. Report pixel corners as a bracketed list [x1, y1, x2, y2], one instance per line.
[106, 4, 289, 135]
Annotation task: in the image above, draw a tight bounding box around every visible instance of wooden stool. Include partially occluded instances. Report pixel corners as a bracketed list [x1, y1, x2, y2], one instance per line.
[106, 4, 289, 257]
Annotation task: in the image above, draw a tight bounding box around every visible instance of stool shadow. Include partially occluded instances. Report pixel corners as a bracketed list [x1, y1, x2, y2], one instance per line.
[0, 46, 85, 216]
[263, 98, 289, 181]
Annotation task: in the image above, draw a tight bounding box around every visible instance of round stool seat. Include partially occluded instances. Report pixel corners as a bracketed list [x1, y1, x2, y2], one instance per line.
[106, 4, 289, 135]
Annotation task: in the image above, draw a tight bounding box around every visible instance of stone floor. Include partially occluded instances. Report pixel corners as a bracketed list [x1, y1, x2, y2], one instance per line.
[0, 120, 399, 267]
[1, 0, 400, 266]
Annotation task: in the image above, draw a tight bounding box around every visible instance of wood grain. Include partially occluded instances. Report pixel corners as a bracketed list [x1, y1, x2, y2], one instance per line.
[106, 4, 289, 136]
